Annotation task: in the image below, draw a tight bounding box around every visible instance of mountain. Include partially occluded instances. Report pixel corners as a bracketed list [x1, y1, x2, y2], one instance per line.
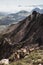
[0, 12, 8, 16]
[0, 10, 29, 25]
[10, 10, 29, 16]
[0, 12, 8, 20]
[32, 8, 40, 13]
[32, 8, 43, 14]
[0, 11, 43, 59]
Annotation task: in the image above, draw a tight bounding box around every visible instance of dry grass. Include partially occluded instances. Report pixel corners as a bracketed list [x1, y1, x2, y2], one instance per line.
[9, 49, 43, 65]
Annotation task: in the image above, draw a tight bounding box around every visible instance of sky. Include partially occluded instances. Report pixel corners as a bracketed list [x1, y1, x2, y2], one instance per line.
[0, 0, 43, 13]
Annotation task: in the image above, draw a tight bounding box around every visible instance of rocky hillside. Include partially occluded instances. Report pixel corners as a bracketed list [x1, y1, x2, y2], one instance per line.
[0, 11, 43, 59]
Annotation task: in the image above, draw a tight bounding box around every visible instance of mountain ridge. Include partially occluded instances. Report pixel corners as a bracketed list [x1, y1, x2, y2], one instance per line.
[0, 11, 43, 59]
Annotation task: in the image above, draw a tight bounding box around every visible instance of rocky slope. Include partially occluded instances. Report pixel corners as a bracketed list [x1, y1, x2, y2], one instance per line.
[0, 11, 43, 59]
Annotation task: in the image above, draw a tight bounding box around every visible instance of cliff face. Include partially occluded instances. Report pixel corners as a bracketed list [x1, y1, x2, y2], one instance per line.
[0, 11, 43, 59]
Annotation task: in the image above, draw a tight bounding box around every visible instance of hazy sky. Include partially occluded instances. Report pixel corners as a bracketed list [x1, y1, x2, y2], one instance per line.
[0, 0, 43, 12]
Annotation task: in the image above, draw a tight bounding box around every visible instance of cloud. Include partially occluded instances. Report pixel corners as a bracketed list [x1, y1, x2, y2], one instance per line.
[0, 0, 43, 12]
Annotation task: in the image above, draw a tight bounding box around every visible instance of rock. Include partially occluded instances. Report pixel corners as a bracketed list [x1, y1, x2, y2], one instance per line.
[29, 48, 34, 52]
[0, 59, 9, 65]
[21, 48, 27, 53]
[17, 50, 21, 53]
[24, 55, 28, 58]
[39, 63, 42, 65]
[14, 52, 20, 60]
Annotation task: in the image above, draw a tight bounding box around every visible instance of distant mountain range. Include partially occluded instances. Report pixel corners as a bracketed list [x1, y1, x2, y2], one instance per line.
[8, 10, 30, 23]
[0, 12, 8, 16]
[0, 10, 30, 25]
[0, 10, 30, 32]
[0, 8, 43, 25]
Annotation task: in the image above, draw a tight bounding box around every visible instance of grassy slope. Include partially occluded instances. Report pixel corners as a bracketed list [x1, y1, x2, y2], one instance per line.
[9, 49, 43, 65]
